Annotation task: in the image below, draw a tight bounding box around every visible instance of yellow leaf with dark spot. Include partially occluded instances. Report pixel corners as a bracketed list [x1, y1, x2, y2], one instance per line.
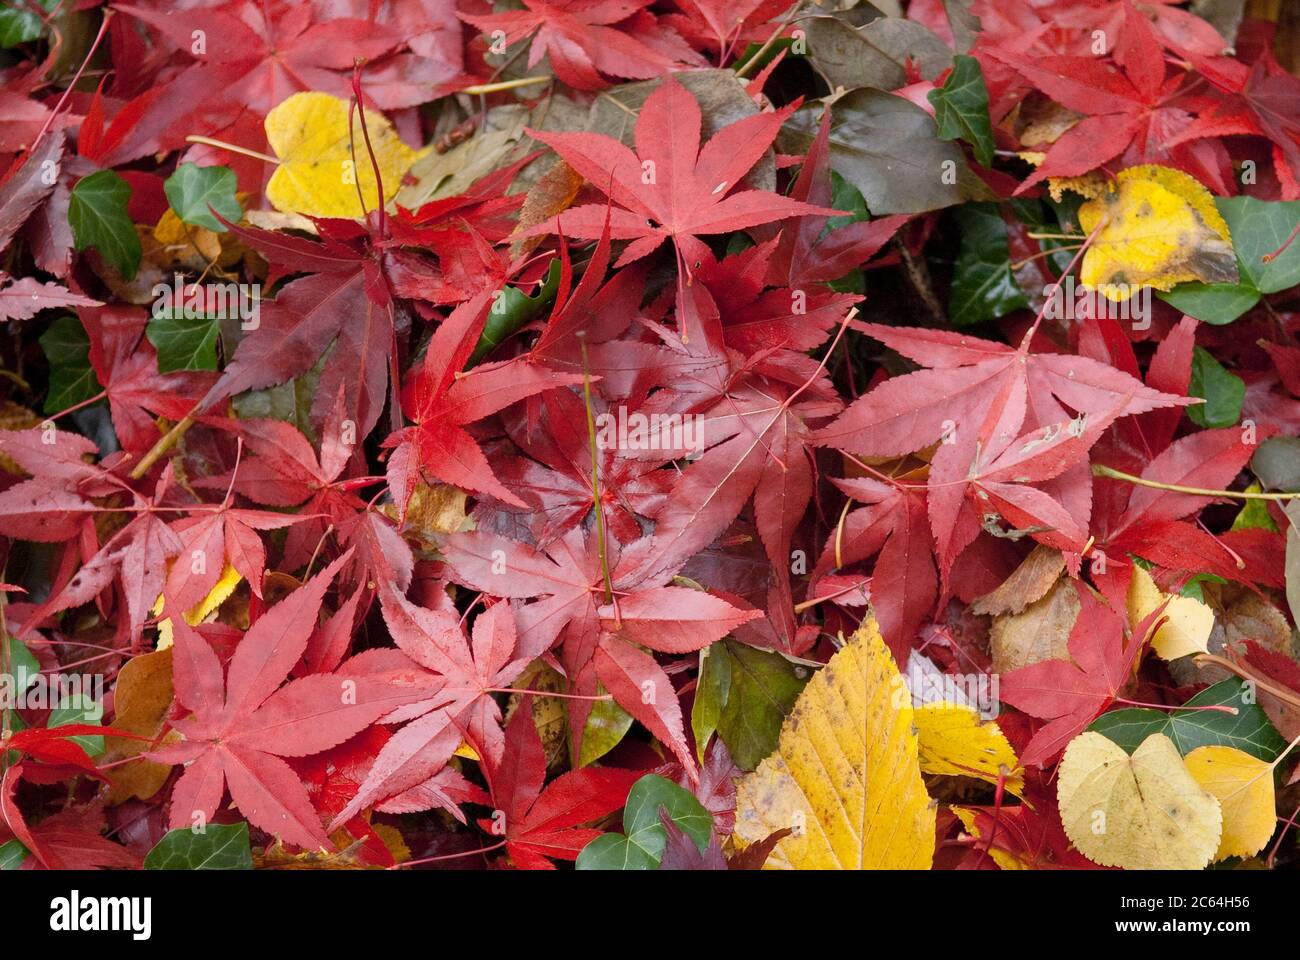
[733, 618, 935, 869]
[265, 92, 425, 219]
[1057, 732, 1221, 869]
[1078, 164, 1237, 299]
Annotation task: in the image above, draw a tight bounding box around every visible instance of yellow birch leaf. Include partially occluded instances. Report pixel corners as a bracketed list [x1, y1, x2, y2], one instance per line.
[1057, 731, 1221, 869]
[1078, 164, 1237, 299]
[914, 702, 1025, 795]
[733, 618, 936, 869]
[1126, 564, 1212, 660]
[264, 91, 425, 219]
[1184, 745, 1277, 861]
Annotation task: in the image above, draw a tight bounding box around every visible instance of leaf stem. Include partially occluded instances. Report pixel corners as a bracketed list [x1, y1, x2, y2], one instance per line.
[184, 135, 279, 165]
[1092, 463, 1300, 500]
[128, 412, 196, 480]
[460, 76, 551, 95]
[577, 337, 614, 605]
[29, 9, 114, 155]
[1194, 653, 1300, 711]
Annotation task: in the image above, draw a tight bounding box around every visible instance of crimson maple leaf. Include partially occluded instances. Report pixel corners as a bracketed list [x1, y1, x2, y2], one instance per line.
[459, 0, 703, 92]
[114, 2, 405, 161]
[817, 478, 937, 664]
[990, 0, 1231, 194]
[385, 290, 586, 510]
[487, 387, 673, 546]
[442, 525, 761, 775]
[519, 76, 839, 276]
[477, 697, 640, 869]
[999, 582, 1144, 767]
[150, 554, 430, 849]
[328, 590, 533, 828]
[0, 275, 99, 321]
[812, 322, 1189, 617]
[199, 220, 400, 444]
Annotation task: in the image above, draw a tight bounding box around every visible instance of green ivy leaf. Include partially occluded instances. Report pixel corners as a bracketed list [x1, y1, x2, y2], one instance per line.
[144, 823, 253, 870]
[164, 163, 242, 232]
[0, 0, 54, 48]
[0, 839, 28, 870]
[927, 54, 994, 167]
[948, 203, 1028, 326]
[39, 314, 102, 414]
[1188, 345, 1244, 428]
[576, 775, 712, 870]
[49, 692, 104, 757]
[1088, 678, 1286, 761]
[69, 170, 141, 280]
[146, 312, 220, 372]
[470, 260, 561, 365]
[1160, 197, 1300, 324]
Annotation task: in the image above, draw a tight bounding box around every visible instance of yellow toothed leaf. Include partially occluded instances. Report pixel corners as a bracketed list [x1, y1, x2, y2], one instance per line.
[914, 702, 1024, 795]
[1078, 164, 1237, 299]
[1185, 745, 1276, 861]
[733, 618, 936, 869]
[1057, 732, 1221, 870]
[264, 91, 424, 219]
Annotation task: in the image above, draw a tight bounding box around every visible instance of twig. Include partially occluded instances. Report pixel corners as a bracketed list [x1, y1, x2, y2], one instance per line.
[1092, 464, 1300, 500]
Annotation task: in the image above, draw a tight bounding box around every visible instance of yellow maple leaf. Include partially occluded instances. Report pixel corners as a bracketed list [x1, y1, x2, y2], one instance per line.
[1078, 164, 1238, 300]
[1184, 745, 1278, 861]
[1057, 732, 1221, 869]
[1126, 565, 1213, 660]
[914, 702, 1025, 795]
[264, 91, 425, 219]
[733, 618, 936, 869]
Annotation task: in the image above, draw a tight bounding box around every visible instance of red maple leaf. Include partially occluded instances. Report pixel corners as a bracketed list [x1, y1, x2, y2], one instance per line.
[999, 582, 1144, 767]
[477, 697, 640, 869]
[150, 554, 430, 849]
[519, 75, 838, 279]
[328, 590, 532, 828]
[442, 525, 761, 775]
[459, 0, 702, 92]
[385, 290, 586, 510]
[813, 321, 1189, 625]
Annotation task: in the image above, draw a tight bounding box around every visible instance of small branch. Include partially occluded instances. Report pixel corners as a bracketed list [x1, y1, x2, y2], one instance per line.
[184, 135, 279, 165]
[578, 338, 614, 605]
[1195, 653, 1300, 711]
[460, 76, 551, 95]
[894, 236, 946, 327]
[129, 413, 196, 480]
[1092, 464, 1300, 500]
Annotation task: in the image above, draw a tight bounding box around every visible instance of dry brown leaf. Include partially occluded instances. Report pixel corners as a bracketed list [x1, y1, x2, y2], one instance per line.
[104, 647, 176, 805]
[989, 577, 1079, 673]
[971, 545, 1065, 616]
